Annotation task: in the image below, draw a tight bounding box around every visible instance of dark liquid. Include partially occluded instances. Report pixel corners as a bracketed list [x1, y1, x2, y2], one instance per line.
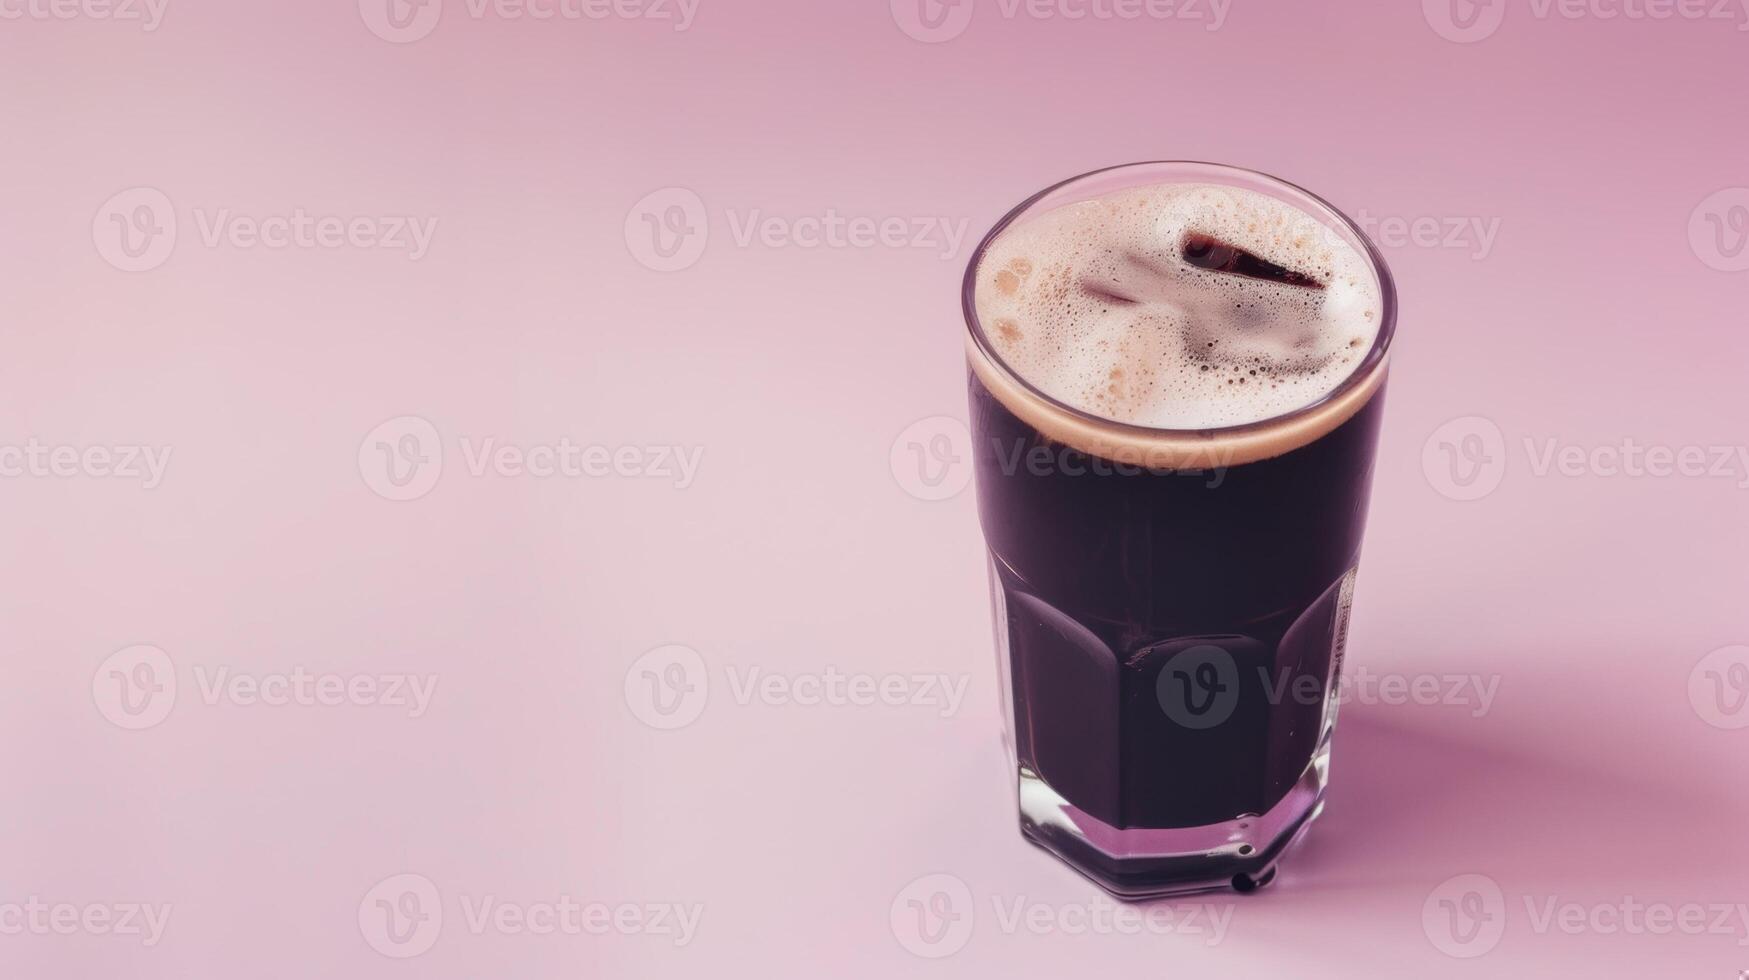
[971, 370, 1386, 830]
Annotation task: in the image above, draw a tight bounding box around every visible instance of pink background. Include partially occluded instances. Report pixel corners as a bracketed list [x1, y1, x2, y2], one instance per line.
[3, 0, 1747, 976]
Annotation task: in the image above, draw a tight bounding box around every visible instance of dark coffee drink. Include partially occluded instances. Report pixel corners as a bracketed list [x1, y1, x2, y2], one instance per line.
[964, 163, 1396, 898]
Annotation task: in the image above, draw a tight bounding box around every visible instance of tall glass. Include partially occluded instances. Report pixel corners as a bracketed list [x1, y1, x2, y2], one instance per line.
[964, 162, 1398, 898]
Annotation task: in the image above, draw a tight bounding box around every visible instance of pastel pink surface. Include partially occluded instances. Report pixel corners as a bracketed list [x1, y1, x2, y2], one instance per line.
[1, 1, 1746, 977]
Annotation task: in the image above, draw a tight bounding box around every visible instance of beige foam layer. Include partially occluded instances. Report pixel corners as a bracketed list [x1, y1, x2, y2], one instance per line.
[969, 335, 1388, 468]
[972, 183, 1384, 431]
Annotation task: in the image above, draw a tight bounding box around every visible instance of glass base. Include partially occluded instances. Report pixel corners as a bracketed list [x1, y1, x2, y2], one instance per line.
[1015, 744, 1329, 900]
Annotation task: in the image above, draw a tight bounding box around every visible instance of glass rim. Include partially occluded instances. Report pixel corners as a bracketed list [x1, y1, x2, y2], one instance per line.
[961, 160, 1399, 441]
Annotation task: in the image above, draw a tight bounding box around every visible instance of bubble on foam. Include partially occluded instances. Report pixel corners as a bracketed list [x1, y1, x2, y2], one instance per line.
[974, 183, 1383, 430]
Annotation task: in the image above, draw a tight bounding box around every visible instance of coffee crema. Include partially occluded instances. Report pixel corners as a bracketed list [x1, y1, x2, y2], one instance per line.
[968, 181, 1387, 467]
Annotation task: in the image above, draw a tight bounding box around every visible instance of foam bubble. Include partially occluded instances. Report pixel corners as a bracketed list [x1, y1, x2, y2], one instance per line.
[973, 183, 1383, 431]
